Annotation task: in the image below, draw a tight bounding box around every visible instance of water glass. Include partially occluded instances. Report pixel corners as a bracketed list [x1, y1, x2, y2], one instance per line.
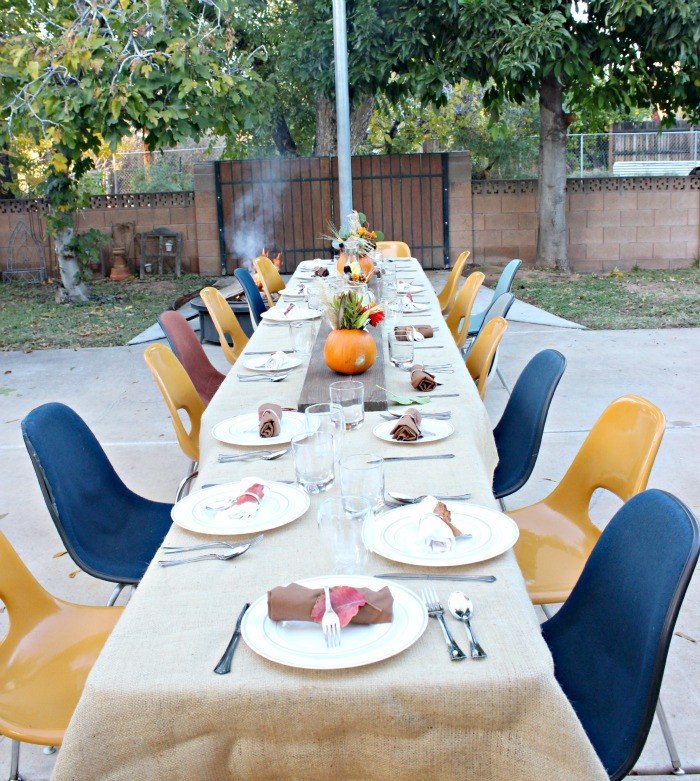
[306, 283, 322, 312]
[291, 431, 334, 494]
[304, 402, 345, 465]
[388, 328, 414, 368]
[385, 296, 403, 328]
[382, 263, 397, 286]
[317, 495, 371, 574]
[289, 320, 316, 356]
[329, 380, 365, 430]
[339, 453, 385, 513]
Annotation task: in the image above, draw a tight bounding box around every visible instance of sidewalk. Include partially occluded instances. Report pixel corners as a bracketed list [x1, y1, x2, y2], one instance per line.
[0, 314, 698, 777]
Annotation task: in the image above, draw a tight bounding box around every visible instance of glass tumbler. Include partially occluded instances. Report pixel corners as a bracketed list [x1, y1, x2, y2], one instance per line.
[339, 452, 385, 513]
[291, 431, 334, 494]
[388, 328, 414, 368]
[304, 402, 345, 466]
[329, 380, 365, 430]
[289, 320, 316, 357]
[317, 495, 371, 574]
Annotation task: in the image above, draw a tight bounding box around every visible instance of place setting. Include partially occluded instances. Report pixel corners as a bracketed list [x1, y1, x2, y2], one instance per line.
[212, 403, 306, 446]
[260, 302, 322, 323]
[372, 407, 454, 444]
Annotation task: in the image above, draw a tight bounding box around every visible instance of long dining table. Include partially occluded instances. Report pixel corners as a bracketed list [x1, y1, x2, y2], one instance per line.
[51, 258, 607, 781]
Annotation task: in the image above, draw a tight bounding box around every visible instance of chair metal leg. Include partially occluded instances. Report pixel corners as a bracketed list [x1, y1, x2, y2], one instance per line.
[175, 463, 199, 502]
[9, 740, 21, 781]
[656, 699, 685, 774]
[107, 583, 126, 606]
[541, 604, 555, 619]
[496, 366, 511, 395]
[42, 746, 56, 755]
[498, 497, 506, 512]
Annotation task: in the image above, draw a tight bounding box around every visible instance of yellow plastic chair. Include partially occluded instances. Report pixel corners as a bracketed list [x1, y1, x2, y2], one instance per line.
[200, 286, 250, 364]
[0, 531, 122, 780]
[253, 255, 286, 308]
[445, 271, 485, 350]
[465, 316, 508, 400]
[143, 344, 204, 500]
[509, 395, 666, 605]
[376, 240, 411, 258]
[436, 251, 469, 315]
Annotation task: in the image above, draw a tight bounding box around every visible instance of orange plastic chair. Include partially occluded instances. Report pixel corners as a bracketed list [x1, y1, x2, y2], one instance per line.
[436, 251, 469, 315]
[445, 271, 485, 350]
[376, 240, 411, 258]
[465, 316, 508, 399]
[253, 255, 286, 308]
[0, 531, 122, 780]
[509, 395, 666, 605]
[200, 286, 250, 364]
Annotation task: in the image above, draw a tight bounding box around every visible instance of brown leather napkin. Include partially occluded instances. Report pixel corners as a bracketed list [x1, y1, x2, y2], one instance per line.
[391, 407, 423, 441]
[268, 583, 393, 624]
[258, 403, 283, 438]
[313, 266, 329, 277]
[394, 325, 433, 341]
[410, 364, 441, 392]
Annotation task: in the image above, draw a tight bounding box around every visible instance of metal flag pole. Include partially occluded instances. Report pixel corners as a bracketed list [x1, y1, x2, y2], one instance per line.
[332, 0, 353, 222]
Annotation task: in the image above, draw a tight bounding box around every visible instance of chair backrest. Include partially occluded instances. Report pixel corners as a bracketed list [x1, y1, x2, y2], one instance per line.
[143, 344, 204, 462]
[548, 394, 666, 518]
[22, 402, 160, 582]
[234, 268, 267, 328]
[469, 259, 522, 334]
[253, 256, 286, 308]
[376, 240, 411, 258]
[480, 292, 515, 330]
[542, 490, 700, 781]
[465, 317, 508, 399]
[445, 271, 485, 349]
[199, 286, 250, 364]
[157, 311, 225, 406]
[436, 251, 469, 315]
[492, 350, 567, 499]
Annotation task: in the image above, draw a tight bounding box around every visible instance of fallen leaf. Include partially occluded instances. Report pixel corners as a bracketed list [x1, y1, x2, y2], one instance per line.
[0, 513, 7, 521]
[68, 570, 81, 579]
[675, 631, 696, 643]
[53, 550, 68, 558]
[310, 585, 367, 628]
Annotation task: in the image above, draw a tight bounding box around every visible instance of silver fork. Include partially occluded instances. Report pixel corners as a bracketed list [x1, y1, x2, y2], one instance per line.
[380, 412, 452, 420]
[422, 587, 467, 661]
[321, 586, 341, 648]
[162, 534, 264, 554]
[236, 373, 290, 383]
[158, 535, 263, 566]
[217, 448, 289, 463]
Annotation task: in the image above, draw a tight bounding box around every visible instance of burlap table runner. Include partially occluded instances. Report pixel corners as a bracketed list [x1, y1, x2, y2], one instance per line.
[52, 260, 606, 781]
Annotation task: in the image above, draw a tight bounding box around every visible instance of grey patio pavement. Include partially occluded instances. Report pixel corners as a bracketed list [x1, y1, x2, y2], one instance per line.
[0, 291, 698, 777]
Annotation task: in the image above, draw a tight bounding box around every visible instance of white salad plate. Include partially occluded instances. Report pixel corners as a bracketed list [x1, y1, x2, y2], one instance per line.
[212, 411, 306, 446]
[243, 355, 302, 373]
[372, 419, 454, 445]
[260, 306, 320, 322]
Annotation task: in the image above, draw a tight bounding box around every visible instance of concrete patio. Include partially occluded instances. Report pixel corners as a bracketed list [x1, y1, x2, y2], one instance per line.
[0, 284, 698, 778]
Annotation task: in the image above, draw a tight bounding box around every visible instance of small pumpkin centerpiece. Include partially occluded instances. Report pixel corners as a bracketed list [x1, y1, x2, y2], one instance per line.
[323, 288, 384, 375]
[326, 211, 384, 277]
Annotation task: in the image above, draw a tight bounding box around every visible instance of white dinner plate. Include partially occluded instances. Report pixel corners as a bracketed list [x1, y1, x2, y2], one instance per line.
[297, 260, 334, 269]
[395, 283, 424, 294]
[243, 355, 302, 373]
[171, 479, 310, 535]
[260, 306, 320, 322]
[241, 575, 428, 670]
[363, 503, 520, 567]
[212, 411, 306, 446]
[280, 284, 310, 300]
[399, 304, 432, 315]
[372, 418, 454, 444]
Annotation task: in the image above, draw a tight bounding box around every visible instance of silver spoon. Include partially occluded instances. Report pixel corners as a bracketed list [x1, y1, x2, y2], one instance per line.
[217, 448, 289, 463]
[447, 592, 487, 659]
[162, 534, 264, 554]
[158, 536, 262, 567]
[387, 491, 471, 504]
[236, 373, 289, 383]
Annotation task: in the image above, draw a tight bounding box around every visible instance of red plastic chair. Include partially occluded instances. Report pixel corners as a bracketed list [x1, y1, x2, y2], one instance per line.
[158, 311, 225, 406]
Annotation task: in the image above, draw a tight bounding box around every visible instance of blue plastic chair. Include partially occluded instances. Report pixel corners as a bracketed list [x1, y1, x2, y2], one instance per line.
[234, 267, 267, 329]
[22, 403, 173, 605]
[492, 350, 566, 502]
[468, 258, 522, 335]
[542, 490, 700, 781]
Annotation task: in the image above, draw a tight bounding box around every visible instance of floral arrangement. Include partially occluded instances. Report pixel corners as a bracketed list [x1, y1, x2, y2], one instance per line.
[323, 288, 384, 331]
[325, 210, 384, 255]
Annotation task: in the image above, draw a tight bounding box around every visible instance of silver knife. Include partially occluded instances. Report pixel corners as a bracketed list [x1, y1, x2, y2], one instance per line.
[382, 454, 455, 462]
[375, 574, 497, 583]
[245, 350, 294, 355]
[214, 602, 250, 675]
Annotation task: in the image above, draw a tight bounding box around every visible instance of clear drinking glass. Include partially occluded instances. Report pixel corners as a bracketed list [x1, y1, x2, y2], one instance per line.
[317, 495, 371, 574]
[388, 328, 414, 368]
[304, 402, 345, 466]
[329, 380, 365, 430]
[339, 452, 385, 513]
[291, 431, 334, 494]
[289, 320, 316, 356]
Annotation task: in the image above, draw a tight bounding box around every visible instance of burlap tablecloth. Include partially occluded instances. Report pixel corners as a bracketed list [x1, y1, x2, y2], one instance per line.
[52, 261, 606, 781]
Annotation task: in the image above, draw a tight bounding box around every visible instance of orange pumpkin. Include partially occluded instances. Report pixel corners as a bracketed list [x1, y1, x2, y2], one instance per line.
[323, 328, 377, 375]
[335, 253, 375, 278]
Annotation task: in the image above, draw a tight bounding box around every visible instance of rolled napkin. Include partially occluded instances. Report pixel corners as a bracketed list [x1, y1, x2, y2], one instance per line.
[258, 403, 283, 438]
[253, 351, 288, 370]
[394, 325, 433, 341]
[217, 482, 266, 522]
[268, 583, 393, 626]
[313, 266, 329, 277]
[410, 364, 442, 392]
[415, 495, 468, 553]
[282, 302, 297, 317]
[390, 407, 423, 441]
[400, 294, 422, 312]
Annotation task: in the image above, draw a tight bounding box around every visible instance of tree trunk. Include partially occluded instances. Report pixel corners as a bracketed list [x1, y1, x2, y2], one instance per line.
[536, 76, 569, 270]
[313, 92, 375, 156]
[0, 146, 12, 199]
[53, 221, 90, 302]
[271, 113, 298, 157]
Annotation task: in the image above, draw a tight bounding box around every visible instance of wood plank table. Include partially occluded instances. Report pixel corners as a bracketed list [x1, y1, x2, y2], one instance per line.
[51, 258, 607, 781]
